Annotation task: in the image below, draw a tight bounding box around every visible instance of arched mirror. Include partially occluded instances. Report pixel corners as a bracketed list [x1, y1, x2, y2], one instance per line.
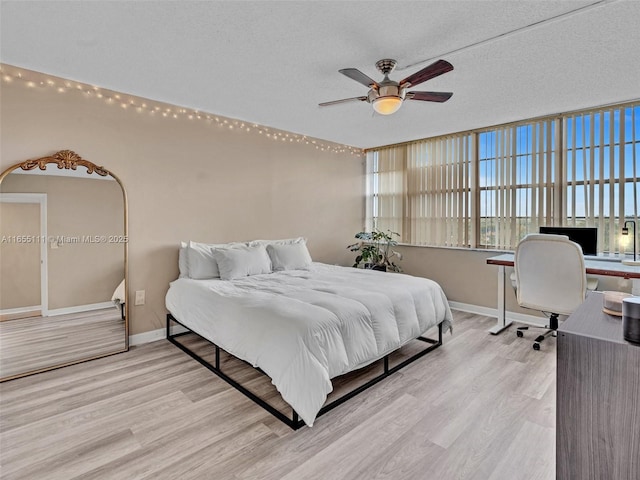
[0, 150, 128, 381]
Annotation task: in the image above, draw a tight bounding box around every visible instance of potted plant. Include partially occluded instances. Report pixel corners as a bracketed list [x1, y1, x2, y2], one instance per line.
[347, 229, 403, 272]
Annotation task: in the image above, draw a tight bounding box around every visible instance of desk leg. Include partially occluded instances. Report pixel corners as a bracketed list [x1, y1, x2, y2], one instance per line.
[488, 265, 513, 335]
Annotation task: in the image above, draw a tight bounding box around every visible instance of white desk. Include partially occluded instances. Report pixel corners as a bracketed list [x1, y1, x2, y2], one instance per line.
[485, 253, 640, 334]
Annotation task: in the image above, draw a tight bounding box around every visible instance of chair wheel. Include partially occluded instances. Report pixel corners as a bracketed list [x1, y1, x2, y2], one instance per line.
[533, 343, 540, 351]
[516, 331, 524, 338]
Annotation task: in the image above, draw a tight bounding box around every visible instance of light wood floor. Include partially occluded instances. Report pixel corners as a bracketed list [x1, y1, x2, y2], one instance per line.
[0, 311, 556, 480]
[0, 307, 126, 380]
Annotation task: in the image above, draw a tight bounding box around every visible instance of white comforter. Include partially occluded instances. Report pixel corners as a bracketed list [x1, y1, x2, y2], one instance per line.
[165, 263, 452, 426]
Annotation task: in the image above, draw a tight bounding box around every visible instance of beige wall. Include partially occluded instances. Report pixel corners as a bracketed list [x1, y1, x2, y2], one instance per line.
[1, 174, 124, 310]
[0, 71, 365, 335]
[394, 245, 633, 318]
[0, 203, 41, 309]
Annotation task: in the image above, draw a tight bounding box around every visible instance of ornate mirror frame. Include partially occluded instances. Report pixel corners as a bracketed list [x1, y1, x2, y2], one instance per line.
[0, 150, 129, 381]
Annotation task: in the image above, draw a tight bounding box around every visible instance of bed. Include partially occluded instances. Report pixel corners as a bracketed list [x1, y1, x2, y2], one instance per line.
[165, 240, 453, 428]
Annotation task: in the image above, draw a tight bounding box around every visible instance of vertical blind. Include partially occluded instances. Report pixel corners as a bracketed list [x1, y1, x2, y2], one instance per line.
[406, 134, 473, 247]
[563, 105, 639, 254]
[478, 120, 556, 250]
[367, 101, 639, 255]
[367, 133, 472, 247]
[366, 146, 404, 236]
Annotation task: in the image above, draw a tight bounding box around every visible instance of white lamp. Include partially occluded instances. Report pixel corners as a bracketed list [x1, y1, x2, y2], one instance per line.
[372, 96, 403, 115]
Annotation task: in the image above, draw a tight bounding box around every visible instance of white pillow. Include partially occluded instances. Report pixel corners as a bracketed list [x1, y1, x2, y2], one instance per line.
[267, 242, 312, 271]
[186, 241, 245, 279]
[213, 245, 272, 280]
[178, 241, 188, 278]
[249, 237, 306, 247]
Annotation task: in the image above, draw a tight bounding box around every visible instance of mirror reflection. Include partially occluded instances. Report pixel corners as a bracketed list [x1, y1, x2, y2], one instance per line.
[0, 151, 128, 381]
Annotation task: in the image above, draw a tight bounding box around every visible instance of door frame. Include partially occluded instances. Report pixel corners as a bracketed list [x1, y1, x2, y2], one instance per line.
[0, 193, 48, 316]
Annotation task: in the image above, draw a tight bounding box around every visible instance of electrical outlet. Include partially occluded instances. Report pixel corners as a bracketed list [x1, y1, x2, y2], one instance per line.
[135, 290, 145, 306]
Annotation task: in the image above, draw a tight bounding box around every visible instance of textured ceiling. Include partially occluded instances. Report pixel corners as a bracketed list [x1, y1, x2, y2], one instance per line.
[1, 0, 639, 149]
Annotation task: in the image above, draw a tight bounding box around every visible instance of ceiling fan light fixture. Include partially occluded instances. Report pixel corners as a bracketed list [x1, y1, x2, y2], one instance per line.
[321, 58, 453, 115]
[372, 96, 403, 115]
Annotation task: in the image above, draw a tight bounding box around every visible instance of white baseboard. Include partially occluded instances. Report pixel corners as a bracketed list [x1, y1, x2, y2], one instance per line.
[448, 301, 547, 327]
[48, 301, 116, 317]
[129, 324, 187, 347]
[0, 305, 41, 315]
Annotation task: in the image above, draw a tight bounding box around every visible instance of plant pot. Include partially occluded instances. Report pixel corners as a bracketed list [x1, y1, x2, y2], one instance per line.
[366, 264, 387, 272]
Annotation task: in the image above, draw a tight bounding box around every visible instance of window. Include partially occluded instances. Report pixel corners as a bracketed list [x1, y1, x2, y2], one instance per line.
[563, 106, 639, 254]
[366, 147, 404, 237]
[367, 102, 639, 255]
[478, 120, 557, 249]
[367, 133, 472, 247]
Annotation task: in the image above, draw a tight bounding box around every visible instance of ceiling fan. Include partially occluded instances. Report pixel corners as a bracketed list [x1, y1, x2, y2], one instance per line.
[319, 58, 454, 115]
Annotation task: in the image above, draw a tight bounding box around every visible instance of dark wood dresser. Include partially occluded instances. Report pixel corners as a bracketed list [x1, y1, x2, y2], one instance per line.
[557, 291, 640, 480]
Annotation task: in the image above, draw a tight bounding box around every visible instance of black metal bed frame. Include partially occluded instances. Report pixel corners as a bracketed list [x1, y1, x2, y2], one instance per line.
[166, 313, 443, 430]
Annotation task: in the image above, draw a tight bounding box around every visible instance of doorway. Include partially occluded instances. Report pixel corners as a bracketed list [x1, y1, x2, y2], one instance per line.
[0, 193, 48, 320]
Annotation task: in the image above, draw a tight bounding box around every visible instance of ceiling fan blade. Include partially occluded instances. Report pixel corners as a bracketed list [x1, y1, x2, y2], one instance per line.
[319, 96, 368, 107]
[339, 68, 379, 88]
[407, 91, 453, 103]
[400, 59, 453, 88]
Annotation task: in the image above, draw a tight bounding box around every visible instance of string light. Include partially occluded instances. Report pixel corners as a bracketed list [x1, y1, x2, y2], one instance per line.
[1, 65, 363, 156]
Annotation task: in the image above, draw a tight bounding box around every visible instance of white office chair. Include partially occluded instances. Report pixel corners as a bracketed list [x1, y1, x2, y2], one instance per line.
[514, 234, 587, 350]
[511, 271, 598, 291]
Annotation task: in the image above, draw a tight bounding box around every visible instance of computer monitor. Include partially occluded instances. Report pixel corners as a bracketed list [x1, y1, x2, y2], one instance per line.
[539, 226, 598, 255]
